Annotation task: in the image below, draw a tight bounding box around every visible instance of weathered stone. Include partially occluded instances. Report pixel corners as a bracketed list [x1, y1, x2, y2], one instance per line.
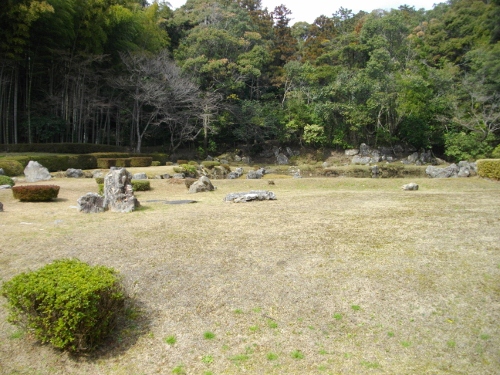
[228, 167, 243, 179]
[241, 156, 251, 164]
[24, 161, 51, 182]
[224, 190, 277, 203]
[103, 168, 140, 213]
[0, 185, 11, 190]
[351, 155, 371, 165]
[293, 170, 302, 178]
[402, 182, 419, 191]
[92, 170, 104, 178]
[408, 152, 419, 163]
[133, 173, 148, 180]
[426, 164, 459, 178]
[345, 149, 359, 156]
[247, 168, 265, 179]
[66, 168, 83, 178]
[276, 153, 289, 165]
[371, 165, 379, 176]
[0, 168, 4, 175]
[234, 155, 242, 162]
[77, 193, 105, 213]
[160, 173, 171, 179]
[419, 150, 432, 164]
[359, 143, 371, 156]
[188, 176, 215, 193]
[173, 173, 185, 179]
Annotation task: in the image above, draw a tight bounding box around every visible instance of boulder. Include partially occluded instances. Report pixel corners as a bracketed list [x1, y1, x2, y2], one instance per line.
[359, 143, 371, 156]
[173, 173, 185, 179]
[66, 168, 83, 178]
[102, 168, 140, 213]
[402, 182, 419, 191]
[407, 152, 419, 163]
[371, 165, 379, 177]
[0, 185, 11, 190]
[0, 168, 4, 175]
[160, 173, 172, 179]
[133, 173, 148, 180]
[345, 149, 359, 156]
[276, 153, 289, 165]
[228, 167, 243, 179]
[247, 168, 265, 179]
[24, 161, 51, 182]
[77, 193, 106, 213]
[293, 170, 302, 178]
[92, 170, 104, 178]
[224, 190, 277, 203]
[426, 164, 459, 178]
[188, 176, 215, 193]
[0, 202, 3, 212]
[458, 161, 477, 177]
[419, 150, 432, 164]
[352, 155, 371, 165]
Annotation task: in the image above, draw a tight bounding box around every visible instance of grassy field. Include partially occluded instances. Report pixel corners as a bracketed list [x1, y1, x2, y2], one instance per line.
[0, 169, 499, 375]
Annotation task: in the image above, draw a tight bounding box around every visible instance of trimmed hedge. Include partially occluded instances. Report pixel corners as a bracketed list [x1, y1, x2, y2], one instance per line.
[0, 159, 24, 176]
[12, 185, 60, 201]
[201, 160, 220, 169]
[116, 158, 131, 167]
[131, 180, 150, 191]
[0, 143, 128, 154]
[0, 175, 15, 186]
[130, 157, 152, 167]
[477, 159, 500, 180]
[97, 158, 117, 169]
[1, 259, 125, 352]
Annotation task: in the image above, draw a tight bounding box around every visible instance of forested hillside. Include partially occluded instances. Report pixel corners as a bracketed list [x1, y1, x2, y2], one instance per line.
[1, 0, 499, 161]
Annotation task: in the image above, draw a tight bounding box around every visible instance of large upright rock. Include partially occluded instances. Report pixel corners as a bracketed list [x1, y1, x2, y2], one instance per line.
[188, 176, 215, 193]
[103, 168, 140, 212]
[426, 164, 459, 178]
[24, 161, 51, 182]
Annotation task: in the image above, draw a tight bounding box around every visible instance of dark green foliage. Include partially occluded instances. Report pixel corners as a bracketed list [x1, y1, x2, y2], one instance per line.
[0, 144, 128, 154]
[12, 185, 60, 202]
[29, 155, 70, 172]
[115, 158, 132, 167]
[131, 180, 150, 191]
[0, 175, 15, 186]
[151, 161, 161, 166]
[180, 164, 198, 177]
[492, 145, 500, 158]
[97, 158, 117, 169]
[1, 259, 125, 353]
[201, 161, 220, 169]
[477, 159, 500, 180]
[90, 153, 131, 159]
[0, 159, 24, 176]
[130, 157, 152, 167]
[98, 184, 104, 195]
[95, 177, 104, 185]
[445, 132, 495, 162]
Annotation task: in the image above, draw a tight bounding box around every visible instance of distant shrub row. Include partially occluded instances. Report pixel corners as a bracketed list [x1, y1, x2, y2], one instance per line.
[0, 143, 127, 154]
[0, 153, 167, 176]
[477, 159, 500, 180]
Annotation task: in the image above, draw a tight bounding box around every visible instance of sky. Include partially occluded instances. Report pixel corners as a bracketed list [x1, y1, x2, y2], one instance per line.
[166, 0, 443, 24]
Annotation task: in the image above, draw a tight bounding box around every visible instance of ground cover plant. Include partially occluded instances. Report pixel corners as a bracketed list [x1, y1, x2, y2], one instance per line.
[0, 170, 499, 374]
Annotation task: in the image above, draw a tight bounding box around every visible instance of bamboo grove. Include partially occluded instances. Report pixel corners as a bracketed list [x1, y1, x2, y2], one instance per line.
[1, 0, 499, 160]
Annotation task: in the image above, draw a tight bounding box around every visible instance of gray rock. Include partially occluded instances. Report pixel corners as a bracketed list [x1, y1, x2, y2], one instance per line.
[379, 147, 393, 156]
[0, 168, 4, 175]
[345, 149, 359, 156]
[371, 165, 379, 176]
[0, 185, 11, 190]
[408, 152, 419, 163]
[66, 168, 84, 178]
[241, 157, 251, 164]
[359, 143, 371, 156]
[247, 168, 265, 179]
[92, 170, 104, 178]
[419, 150, 432, 164]
[234, 155, 242, 162]
[24, 161, 51, 182]
[402, 182, 419, 191]
[205, 155, 214, 161]
[188, 176, 215, 193]
[228, 167, 243, 179]
[276, 153, 289, 165]
[224, 190, 277, 203]
[161, 173, 171, 179]
[132, 173, 148, 180]
[352, 155, 371, 165]
[293, 170, 302, 178]
[173, 173, 185, 179]
[103, 168, 140, 213]
[77, 193, 105, 213]
[426, 164, 459, 178]
[0, 202, 3, 211]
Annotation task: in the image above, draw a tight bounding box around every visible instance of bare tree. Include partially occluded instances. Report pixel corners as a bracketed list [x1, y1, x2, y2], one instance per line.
[117, 50, 204, 153]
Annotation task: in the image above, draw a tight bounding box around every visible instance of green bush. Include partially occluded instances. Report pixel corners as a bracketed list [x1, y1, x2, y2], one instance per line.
[1, 259, 125, 352]
[95, 177, 104, 185]
[97, 158, 117, 169]
[29, 155, 70, 172]
[476, 159, 500, 180]
[0, 159, 24, 176]
[444, 131, 494, 162]
[90, 152, 130, 159]
[97, 183, 104, 195]
[151, 161, 161, 166]
[1, 143, 127, 154]
[130, 157, 152, 167]
[176, 159, 188, 165]
[131, 180, 150, 191]
[12, 185, 60, 201]
[115, 158, 131, 167]
[0, 175, 15, 186]
[492, 145, 500, 159]
[181, 163, 197, 177]
[201, 161, 220, 169]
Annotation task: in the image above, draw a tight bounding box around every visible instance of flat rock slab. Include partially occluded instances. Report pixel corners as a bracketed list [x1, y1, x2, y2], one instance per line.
[165, 200, 197, 205]
[224, 190, 276, 203]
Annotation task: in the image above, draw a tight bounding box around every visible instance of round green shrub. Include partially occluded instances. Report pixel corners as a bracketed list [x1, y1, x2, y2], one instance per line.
[95, 177, 104, 185]
[1, 259, 125, 352]
[131, 180, 150, 191]
[0, 159, 24, 176]
[151, 161, 161, 166]
[12, 185, 60, 201]
[201, 161, 220, 169]
[0, 175, 15, 186]
[130, 157, 152, 167]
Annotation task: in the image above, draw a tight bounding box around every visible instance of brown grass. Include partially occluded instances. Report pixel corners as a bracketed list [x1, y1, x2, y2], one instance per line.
[1, 169, 499, 374]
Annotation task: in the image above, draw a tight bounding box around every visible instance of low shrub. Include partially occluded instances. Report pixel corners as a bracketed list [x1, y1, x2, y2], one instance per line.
[173, 166, 184, 173]
[477, 159, 500, 180]
[176, 159, 188, 165]
[95, 177, 104, 185]
[115, 158, 131, 167]
[1, 143, 127, 154]
[97, 183, 104, 195]
[201, 161, 220, 169]
[1, 259, 125, 352]
[12, 185, 60, 201]
[97, 158, 117, 169]
[130, 157, 152, 167]
[181, 163, 198, 177]
[151, 161, 161, 166]
[90, 152, 130, 159]
[131, 180, 150, 191]
[0, 175, 15, 186]
[0, 159, 24, 176]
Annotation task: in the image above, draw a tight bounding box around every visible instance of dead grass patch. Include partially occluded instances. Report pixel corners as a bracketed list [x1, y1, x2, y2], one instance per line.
[0, 172, 499, 374]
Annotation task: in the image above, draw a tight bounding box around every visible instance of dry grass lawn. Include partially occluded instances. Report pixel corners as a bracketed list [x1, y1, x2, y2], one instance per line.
[0, 168, 499, 374]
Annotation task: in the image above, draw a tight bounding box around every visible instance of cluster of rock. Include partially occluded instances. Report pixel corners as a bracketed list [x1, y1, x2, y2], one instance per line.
[425, 161, 477, 178]
[188, 176, 215, 193]
[223, 190, 276, 203]
[348, 143, 434, 165]
[246, 167, 266, 179]
[227, 167, 244, 179]
[78, 167, 140, 213]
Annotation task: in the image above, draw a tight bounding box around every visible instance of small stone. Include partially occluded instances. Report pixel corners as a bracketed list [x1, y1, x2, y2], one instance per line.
[402, 182, 419, 191]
